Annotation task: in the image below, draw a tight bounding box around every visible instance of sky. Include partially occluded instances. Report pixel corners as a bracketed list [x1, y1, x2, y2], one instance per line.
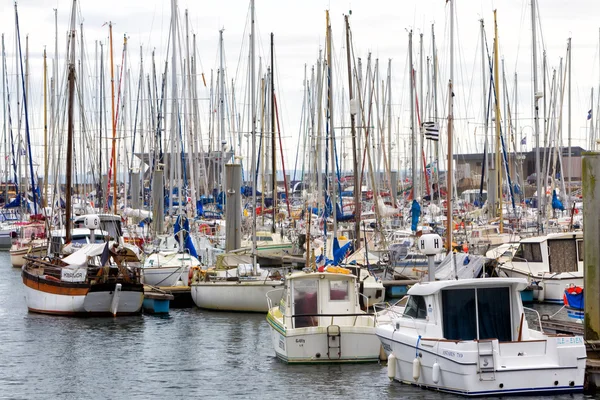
[1, 0, 600, 181]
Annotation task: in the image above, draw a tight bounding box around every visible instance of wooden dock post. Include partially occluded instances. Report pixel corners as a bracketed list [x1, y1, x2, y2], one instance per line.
[583, 152, 600, 392]
[583, 152, 600, 340]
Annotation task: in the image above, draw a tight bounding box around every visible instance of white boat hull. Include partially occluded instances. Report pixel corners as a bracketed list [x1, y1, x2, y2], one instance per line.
[267, 323, 380, 363]
[191, 280, 284, 312]
[142, 266, 189, 287]
[501, 268, 582, 304]
[22, 275, 88, 315]
[377, 328, 585, 396]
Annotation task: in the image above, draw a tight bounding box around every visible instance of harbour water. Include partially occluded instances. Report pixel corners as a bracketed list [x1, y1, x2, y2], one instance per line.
[0, 251, 592, 399]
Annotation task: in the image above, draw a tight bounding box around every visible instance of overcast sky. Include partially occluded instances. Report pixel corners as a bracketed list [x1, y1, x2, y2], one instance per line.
[1, 0, 599, 177]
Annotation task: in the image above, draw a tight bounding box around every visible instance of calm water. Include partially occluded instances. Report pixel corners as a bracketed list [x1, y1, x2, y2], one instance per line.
[0, 251, 593, 399]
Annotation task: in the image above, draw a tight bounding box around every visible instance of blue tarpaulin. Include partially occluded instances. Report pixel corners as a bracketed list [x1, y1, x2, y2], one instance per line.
[411, 200, 421, 232]
[552, 190, 564, 211]
[174, 215, 198, 258]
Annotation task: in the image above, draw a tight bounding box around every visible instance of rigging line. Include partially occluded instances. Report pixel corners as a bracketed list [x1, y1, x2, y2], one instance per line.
[2, 47, 18, 188]
[15, 6, 38, 214]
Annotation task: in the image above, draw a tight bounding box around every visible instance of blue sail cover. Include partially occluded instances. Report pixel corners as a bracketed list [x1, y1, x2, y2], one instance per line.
[332, 237, 353, 265]
[552, 190, 564, 211]
[335, 203, 354, 222]
[174, 215, 198, 258]
[411, 200, 421, 231]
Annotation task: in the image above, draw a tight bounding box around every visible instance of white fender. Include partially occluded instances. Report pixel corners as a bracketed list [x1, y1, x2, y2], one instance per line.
[537, 282, 545, 302]
[111, 283, 122, 317]
[432, 362, 441, 384]
[412, 357, 421, 382]
[387, 353, 396, 380]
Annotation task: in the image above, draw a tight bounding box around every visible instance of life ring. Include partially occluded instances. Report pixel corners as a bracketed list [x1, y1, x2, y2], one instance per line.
[199, 223, 211, 235]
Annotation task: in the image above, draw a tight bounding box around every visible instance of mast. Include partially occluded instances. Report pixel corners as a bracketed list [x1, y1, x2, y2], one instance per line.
[531, 0, 542, 233]
[2, 34, 6, 204]
[109, 22, 117, 214]
[409, 31, 416, 203]
[493, 10, 503, 233]
[65, 1, 77, 243]
[43, 48, 48, 208]
[567, 37, 572, 211]
[250, 0, 257, 271]
[432, 24, 440, 205]
[387, 59, 393, 207]
[446, 0, 454, 251]
[345, 15, 361, 249]
[219, 28, 226, 211]
[326, 10, 337, 239]
[271, 32, 277, 233]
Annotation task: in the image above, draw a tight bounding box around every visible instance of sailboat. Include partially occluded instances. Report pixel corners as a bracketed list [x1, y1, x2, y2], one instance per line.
[190, 0, 285, 313]
[21, 3, 143, 317]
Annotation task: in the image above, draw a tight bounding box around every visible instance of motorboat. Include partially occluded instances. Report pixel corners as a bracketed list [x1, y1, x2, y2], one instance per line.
[497, 231, 583, 303]
[376, 278, 585, 396]
[266, 267, 382, 363]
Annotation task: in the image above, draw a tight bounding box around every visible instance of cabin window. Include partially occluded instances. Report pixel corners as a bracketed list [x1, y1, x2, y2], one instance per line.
[476, 287, 511, 342]
[442, 287, 512, 342]
[329, 280, 349, 301]
[514, 243, 542, 263]
[577, 240, 584, 262]
[403, 295, 427, 319]
[548, 239, 578, 273]
[293, 279, 319, 328]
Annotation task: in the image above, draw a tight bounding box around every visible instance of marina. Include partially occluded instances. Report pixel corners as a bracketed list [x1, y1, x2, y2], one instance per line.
[0, 252, 593, 399]
[1, 0, 600, 398]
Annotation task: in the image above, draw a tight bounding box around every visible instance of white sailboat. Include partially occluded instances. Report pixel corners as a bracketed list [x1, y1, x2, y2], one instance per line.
[190, 0, 286, 313]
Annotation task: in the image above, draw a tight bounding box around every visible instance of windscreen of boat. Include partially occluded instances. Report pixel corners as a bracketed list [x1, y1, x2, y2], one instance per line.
[442, 287, 511, 342]
[292, 279, 318, 328]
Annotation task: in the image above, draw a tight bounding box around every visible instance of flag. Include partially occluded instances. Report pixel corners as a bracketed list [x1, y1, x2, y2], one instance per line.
[100, 242, 110, 267]
[588, 109, 593, 120]
[422, 121, 439, 141]
[521, 136, 526, 145]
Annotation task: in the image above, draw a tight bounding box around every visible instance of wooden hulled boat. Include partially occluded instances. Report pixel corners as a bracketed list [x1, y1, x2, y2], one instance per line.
[22, 241, 144, 316]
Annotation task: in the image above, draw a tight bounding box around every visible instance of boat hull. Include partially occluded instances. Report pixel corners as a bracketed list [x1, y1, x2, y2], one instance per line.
[10, 245, 47, 268]
[377, 326, 585, 396]
[22, 269, 88, 315]
[142, 266, 189, 287]
[83, 283, 144, 315]
[501, 268, 582, 304]
[191, 280, 284, 312]
[267, 312, 380, 363]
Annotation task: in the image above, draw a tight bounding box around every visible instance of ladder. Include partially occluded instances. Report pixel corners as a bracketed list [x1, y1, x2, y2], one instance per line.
[477, 340, 496, 381]
[327, 325, 341, 359]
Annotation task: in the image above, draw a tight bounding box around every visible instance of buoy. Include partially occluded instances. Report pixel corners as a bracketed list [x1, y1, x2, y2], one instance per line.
[387, 353, 396, 380]
[537, 282, 545, 302]
[432, 362, 441, 384]
[412, 357, 421, 382]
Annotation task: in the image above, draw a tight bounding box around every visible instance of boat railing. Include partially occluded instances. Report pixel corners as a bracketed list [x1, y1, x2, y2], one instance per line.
[523, 306, 544, 333]
[266, 287, 285, 314]
[289, 312, 371, 329]
[373, 297, 407, 325]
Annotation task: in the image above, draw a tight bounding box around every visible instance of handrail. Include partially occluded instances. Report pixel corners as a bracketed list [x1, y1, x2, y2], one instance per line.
[523, 306, 544, 333]
[265, 287, 285, 311]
